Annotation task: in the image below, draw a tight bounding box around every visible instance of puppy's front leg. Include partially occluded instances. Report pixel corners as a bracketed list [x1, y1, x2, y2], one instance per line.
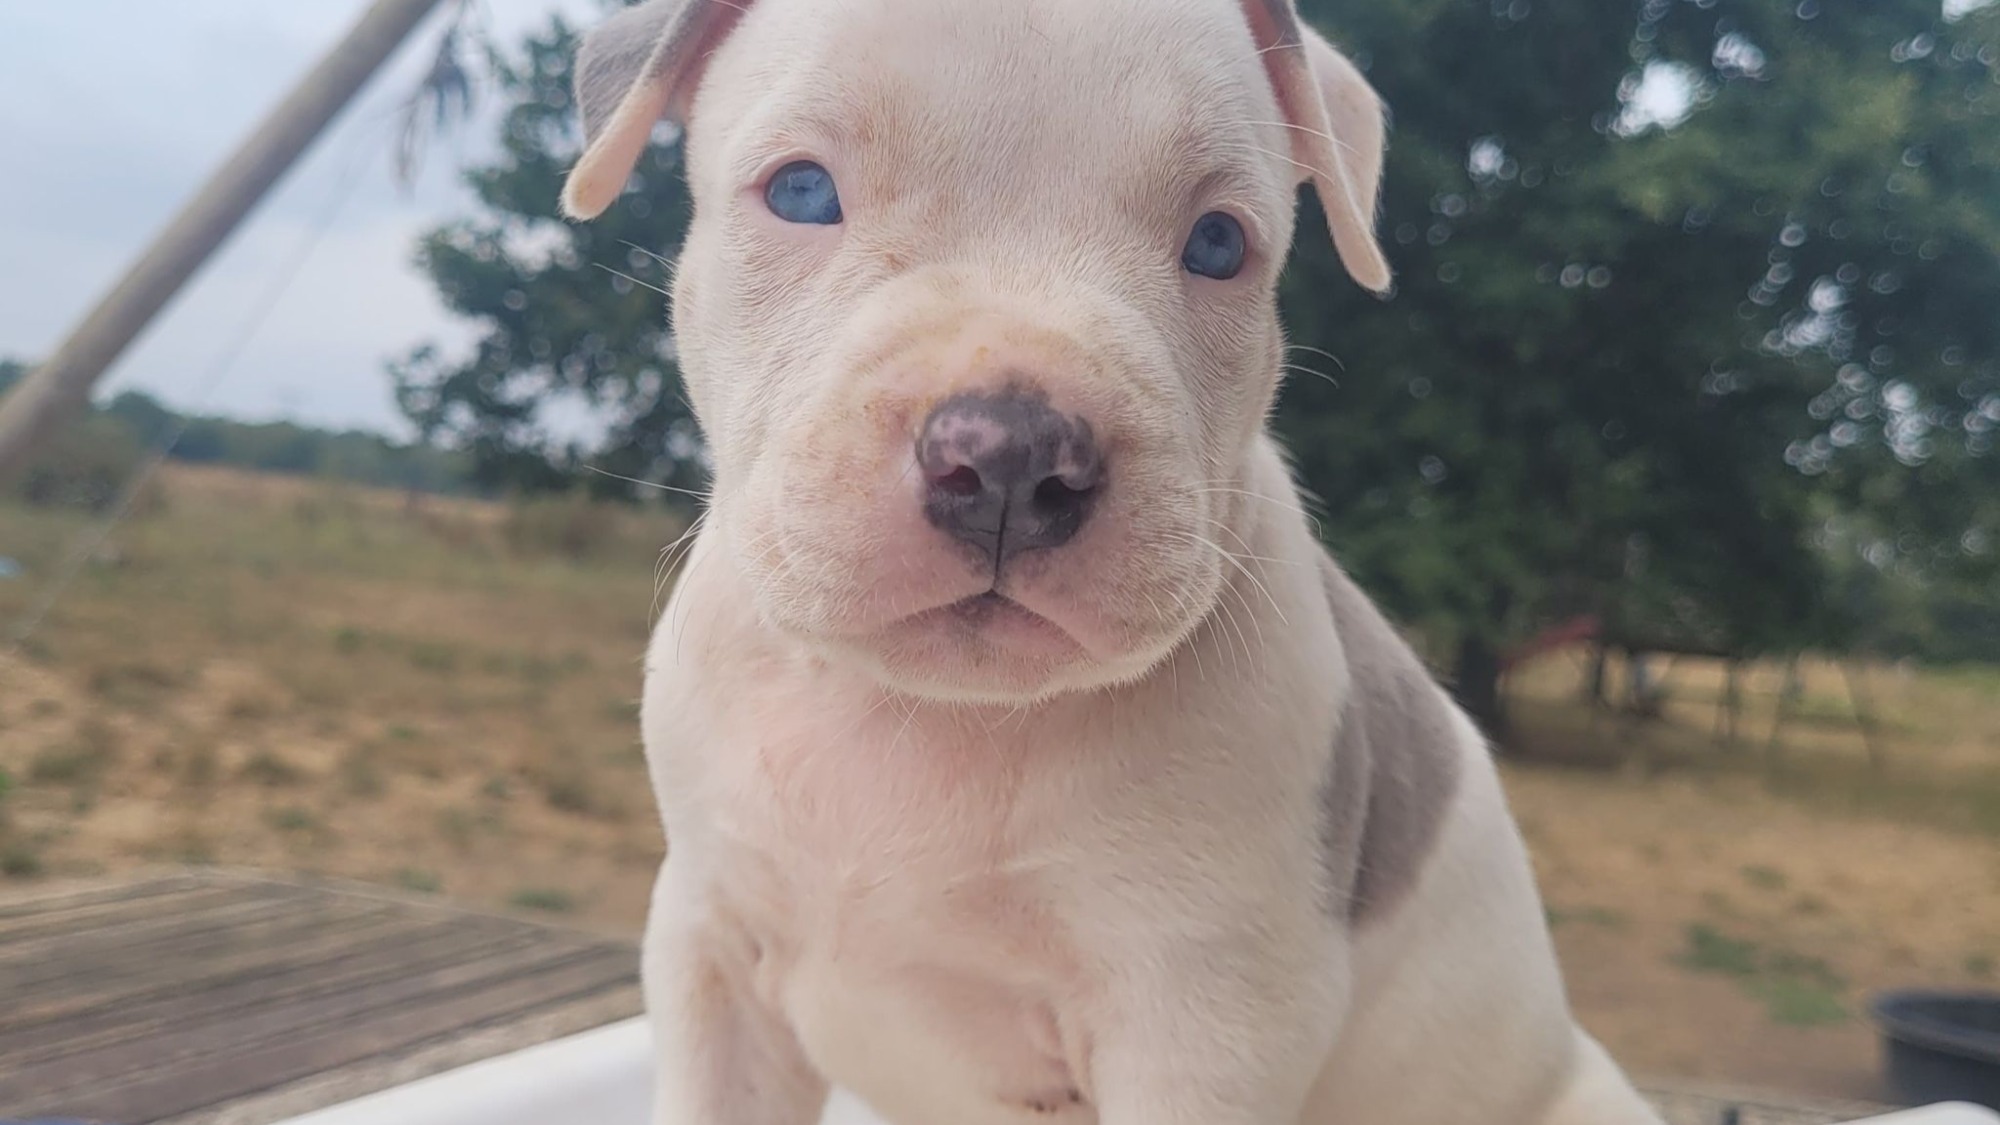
[644, 859, 827, 1125]
[1088, 929, 1347, 1125]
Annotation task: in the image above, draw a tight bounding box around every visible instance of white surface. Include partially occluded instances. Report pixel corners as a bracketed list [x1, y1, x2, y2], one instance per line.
[271, 1017, 1996, 1125]
[274, 1018, 652, 1125]
[271, 1017, 882, 1125]
[1848, 1106, 2000, 1125]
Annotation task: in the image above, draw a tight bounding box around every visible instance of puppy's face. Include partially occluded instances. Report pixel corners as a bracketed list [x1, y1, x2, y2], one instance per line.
[566, 0, 1389, 703]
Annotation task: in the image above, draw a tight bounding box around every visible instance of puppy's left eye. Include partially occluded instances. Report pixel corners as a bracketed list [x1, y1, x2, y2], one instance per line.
[1181, 212, 1246, 280]
[765, 160, 843, 225]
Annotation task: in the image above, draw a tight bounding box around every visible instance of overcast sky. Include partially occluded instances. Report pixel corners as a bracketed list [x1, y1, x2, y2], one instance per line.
[4, 3, 1983, 440]
[0, 1, 594, 438]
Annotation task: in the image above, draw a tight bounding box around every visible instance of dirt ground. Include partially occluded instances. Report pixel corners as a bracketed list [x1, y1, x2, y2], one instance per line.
[2, 465, 1996, 1103]
[1518, 763, 1999, 1099]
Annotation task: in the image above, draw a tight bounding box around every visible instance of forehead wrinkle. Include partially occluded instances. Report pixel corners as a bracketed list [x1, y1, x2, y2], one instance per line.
[715, 0, 1295, 262]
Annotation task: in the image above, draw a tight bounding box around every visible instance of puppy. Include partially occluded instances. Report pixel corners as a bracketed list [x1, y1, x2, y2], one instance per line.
[561, 1, 1665, 1122]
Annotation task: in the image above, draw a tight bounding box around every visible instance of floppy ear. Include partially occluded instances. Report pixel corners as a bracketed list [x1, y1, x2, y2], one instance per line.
[1237, 1, 1392, 293]
[562, 0, 750, 221]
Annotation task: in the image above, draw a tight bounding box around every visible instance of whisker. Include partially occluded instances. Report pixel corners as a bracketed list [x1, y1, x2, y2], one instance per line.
[1165, 584, 1208, 683]
[1189, 486, 1325, 539]
[621, 241, 679, 270]
[594, 263, 672, 297]
[1236, 118, 1361, 158]
[1225, 578, 1268, 672]
[1178, 530, 1272, 657]
[1178, 530, 1291, 629]
[890, 693, 926, 752]
[826, 689, 900, 748]
[1211, 582, 1253, 677]
[652, 512, 708, 619]
[1287, 343, 1348, 371]
[1281, 362, 1340, 389]
[1220, 140, 1335, 186]
[1205, 519, 1304, 568]
[584, 463, 711, 500]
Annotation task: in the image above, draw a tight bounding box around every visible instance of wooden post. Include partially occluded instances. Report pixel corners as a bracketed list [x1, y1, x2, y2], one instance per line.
[1764, 656, 1802, 762]
[1724, 660, 1742, 747]
[0, 0, 449, 481]
[1844, 659, 1887, 772]
[1583, 643, 1609, 708]
[1712, 660, 1734, 745]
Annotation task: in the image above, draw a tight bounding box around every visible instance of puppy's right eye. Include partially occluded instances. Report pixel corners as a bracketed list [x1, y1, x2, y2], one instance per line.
[1182, 212, 1246, 280]
[765, 161, 843, 225]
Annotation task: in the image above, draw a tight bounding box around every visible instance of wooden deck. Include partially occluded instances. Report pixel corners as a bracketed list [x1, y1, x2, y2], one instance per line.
[1644, 1080, 1894, 1125]
[0, 869, 1896, 1125]
[0, 869, 642, 1125]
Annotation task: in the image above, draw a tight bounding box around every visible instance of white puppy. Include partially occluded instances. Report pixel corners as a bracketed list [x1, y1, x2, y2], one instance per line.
[561, 1, 1665, 1123]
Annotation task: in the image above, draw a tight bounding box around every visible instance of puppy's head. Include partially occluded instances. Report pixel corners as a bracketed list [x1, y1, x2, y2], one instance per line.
[566, 0, 1389, 703]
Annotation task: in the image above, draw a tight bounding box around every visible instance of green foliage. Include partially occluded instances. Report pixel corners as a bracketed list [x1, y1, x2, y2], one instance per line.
[395, 866, 444, 894]
[503, 490, 623, 559]
[9, 411, 151, 513]
[240, 750, 306, 788]
[29, 719, 119, 788]
[509, 886, 576, 913]
[1282, 0, 2000, 721]
[393, 2, 2000, 718]
[1759, 974, 1850, 1027]
[1, 360, 478, 497]
[1677, 922, 1852, 1025]
[1740, 864, 1789, 892]
[1680, 922, 1763, 976]
[166, 409, 472, 494]
[0, 843, 43, 879]
[393, 5, 702, 499]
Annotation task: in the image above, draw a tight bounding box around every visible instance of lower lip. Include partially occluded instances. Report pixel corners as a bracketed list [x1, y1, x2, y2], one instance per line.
[912, 592, 1079, 654]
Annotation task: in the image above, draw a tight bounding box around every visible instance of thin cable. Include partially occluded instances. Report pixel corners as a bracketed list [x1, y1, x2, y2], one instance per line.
[5, 106, 392, 652]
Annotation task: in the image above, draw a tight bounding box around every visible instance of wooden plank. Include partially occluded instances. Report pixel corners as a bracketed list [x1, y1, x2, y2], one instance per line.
[0, 915, 545, 1066]
[0, 880, 266, 948]
[0, 937, 615, 1103]
[3, 893, 367, 998]
[0, 888, 322, 974]
[0, 904, 438, 1049]
[0, 874, 646, 1124]
[11, 946, 640, 1123]
[148, 985, 645, 1125]
[0, 871, 207, 922]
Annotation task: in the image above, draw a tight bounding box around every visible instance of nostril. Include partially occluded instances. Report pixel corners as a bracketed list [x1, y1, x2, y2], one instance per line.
[1031, 473, 1094, 513]
[933, 465, 985, 497]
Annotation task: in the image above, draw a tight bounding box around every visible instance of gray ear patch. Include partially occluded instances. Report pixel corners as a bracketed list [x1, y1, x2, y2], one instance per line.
[1316, 553, 1464, 926]
[573, 0, 693, 145]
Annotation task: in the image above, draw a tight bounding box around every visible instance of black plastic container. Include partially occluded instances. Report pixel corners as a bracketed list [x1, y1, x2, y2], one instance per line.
[1873, 990, 2000, 1109]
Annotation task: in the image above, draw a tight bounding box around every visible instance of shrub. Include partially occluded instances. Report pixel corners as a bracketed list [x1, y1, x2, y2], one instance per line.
[12, 414, 161, 515]
[503, 492, 621, 560]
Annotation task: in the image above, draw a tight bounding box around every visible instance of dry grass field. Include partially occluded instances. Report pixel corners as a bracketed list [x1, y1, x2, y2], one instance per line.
[2, 464, 1996, 1102]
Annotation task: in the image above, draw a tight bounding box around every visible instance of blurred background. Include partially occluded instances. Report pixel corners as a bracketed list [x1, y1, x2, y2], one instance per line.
[0, 0, 1996, 1111]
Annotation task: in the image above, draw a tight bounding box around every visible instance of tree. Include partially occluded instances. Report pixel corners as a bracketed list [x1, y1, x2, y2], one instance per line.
[1281, 0, 2000, 735]
[392, 6, 702, 498]
[398, 2, 1999, 739]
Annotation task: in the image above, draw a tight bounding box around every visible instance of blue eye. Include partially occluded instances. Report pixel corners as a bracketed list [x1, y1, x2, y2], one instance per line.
[1182, 212, 1246, 280]
[765, 160, 843, 225]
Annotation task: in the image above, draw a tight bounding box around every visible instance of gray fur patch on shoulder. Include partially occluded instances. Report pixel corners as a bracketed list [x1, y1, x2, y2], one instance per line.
[1316, 552, 1464, 926]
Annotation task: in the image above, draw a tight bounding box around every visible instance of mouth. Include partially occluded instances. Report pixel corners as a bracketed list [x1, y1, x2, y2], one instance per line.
[896, 590, 1084, 660]
[946, 590, 1033, 623]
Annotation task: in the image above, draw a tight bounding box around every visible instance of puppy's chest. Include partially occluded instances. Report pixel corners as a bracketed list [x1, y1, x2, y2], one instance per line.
[689, 704, 1100, 1122]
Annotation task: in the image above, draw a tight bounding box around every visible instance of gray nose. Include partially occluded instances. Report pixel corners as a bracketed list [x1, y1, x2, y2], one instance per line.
[917, 391, 1103, 570]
